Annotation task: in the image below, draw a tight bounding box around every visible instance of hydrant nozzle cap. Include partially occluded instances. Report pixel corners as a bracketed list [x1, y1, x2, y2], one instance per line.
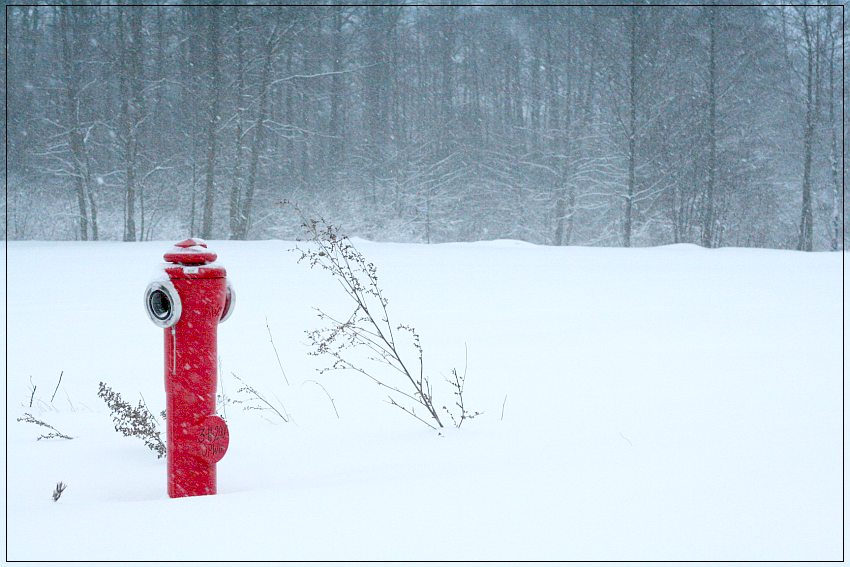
[163, 238, 218, 265]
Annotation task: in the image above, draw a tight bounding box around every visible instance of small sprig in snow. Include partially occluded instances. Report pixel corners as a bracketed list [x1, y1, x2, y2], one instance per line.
[52, 482, 67, 502]
[17, 413, 73, 441]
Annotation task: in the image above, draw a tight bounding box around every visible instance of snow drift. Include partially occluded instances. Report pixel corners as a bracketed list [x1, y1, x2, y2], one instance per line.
[5, 240, 843, 561]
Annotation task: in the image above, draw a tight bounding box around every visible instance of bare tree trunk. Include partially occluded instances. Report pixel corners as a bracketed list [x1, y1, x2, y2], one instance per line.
[235, 26, 274, 241]
[366, 9, 387, 206]
[229, 7, 245, 239]
[190, 160, 197, 237]
[299, 53, 311, 189]
[798, 9, 816, 252]
[201, 7, 220, 240]
[118, 10, 142, 242]
[440, 9, 455, 153]
[87, 176, 99, 240]
[624, 7, 638, 248]
[425, 187, 432, 244]
[285, 49, 294, 166]
[139, 29, 145, 246]
[155, 7, 166, 125]
[544, 23, 559, 131]
[545, 23, 562, 246]
[131, 9, 144, 241]
[329, 10, 345, 169]
[530, 35, 541, 155]
[59, 8, 92, 241]
[115, 9, 145, 242]
[702, 5, 717, 248]
[827, 8, 841, 251]
[81, 10, 99, 239]
[554, 19, 574, 246]
[181, 9, 199, 237]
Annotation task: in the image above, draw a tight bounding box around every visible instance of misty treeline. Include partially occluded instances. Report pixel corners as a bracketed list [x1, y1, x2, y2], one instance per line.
[5, 4, 846, 250]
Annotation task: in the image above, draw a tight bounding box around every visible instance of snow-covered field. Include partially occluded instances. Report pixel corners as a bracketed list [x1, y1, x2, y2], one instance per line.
[5, 239, 844, 561]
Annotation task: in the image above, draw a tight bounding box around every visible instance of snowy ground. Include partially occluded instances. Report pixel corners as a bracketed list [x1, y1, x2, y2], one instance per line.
[4, 239, 844, 561]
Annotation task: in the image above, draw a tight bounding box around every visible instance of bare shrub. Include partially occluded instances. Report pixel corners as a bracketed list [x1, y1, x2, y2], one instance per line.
[97, 382, 166, 459]
[296, 216, 477, 431]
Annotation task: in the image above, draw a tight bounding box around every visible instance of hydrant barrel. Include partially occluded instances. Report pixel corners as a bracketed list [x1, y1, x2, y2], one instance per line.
[144, 238, 234, 498]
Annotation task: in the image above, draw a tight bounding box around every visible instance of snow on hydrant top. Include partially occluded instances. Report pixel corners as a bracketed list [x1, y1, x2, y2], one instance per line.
[163, 238, 218, 266]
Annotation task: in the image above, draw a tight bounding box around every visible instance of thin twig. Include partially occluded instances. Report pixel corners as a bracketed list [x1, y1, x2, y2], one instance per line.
[266, 318, 290, 385]
[500, 394, 508, 421]
[219, 358, 228, 420]
[28, 378, 36, 408]
[64, 388, 75, 412]
[232, 372, 289, 423]
[303, 380, 340, 418]
[272, 392, 294, 424]
[387, 397, 437, 430]
[50, 371, 64, 404]
[139, 392, 159, 426]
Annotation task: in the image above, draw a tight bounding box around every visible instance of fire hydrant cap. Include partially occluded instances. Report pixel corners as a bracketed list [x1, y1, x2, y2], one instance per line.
[163, 238, 218, 265]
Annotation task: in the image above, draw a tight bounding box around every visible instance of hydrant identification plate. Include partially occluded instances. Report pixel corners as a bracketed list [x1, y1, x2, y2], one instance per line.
[188, 414, 230, 464]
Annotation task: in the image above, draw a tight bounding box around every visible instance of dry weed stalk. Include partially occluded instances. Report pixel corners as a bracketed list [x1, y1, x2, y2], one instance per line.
[297, 216, 477, 430]
[17, 413, 73, 441]
[97, 382, 166, 458]
[52, 482, 67, 502]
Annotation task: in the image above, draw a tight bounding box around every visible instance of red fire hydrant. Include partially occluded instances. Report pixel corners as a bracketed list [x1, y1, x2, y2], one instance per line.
[144, 238, 234, 498]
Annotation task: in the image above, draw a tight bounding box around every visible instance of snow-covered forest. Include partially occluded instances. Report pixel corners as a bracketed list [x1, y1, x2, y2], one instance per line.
[5, 4, 846, 249]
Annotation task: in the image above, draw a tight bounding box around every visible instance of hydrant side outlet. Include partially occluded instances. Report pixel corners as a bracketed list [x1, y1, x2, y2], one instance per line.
[145, 238, 233, 498]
